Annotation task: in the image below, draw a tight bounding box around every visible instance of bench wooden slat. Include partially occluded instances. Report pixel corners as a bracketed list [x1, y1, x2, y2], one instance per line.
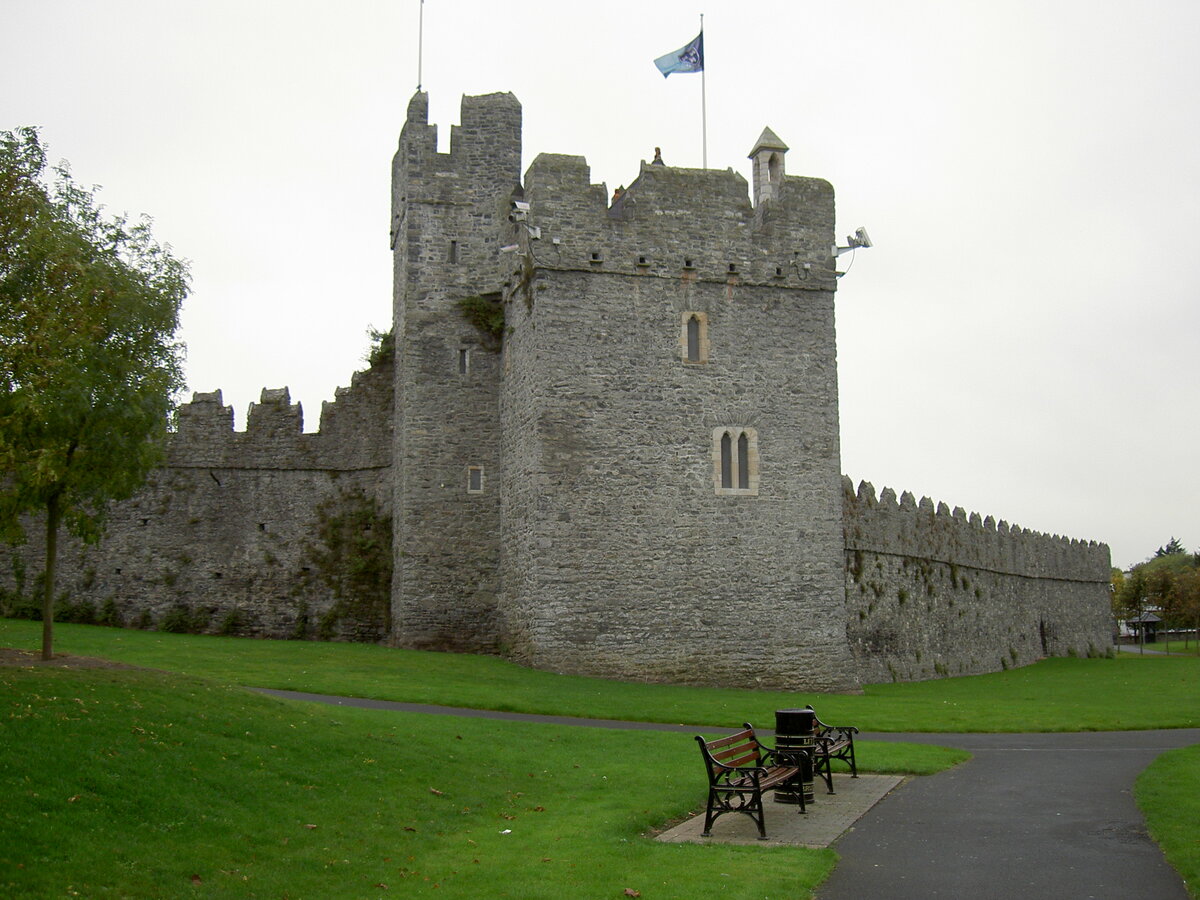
[713, 748, 760, 768]
[706, 730, 755, 750]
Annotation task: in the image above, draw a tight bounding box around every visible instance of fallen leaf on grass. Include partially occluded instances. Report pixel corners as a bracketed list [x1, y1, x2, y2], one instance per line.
[303, 824, 318, 830]
[429, 788, 444, 796]
[190, 875, 202, 885]
[624, 890, 641, 898]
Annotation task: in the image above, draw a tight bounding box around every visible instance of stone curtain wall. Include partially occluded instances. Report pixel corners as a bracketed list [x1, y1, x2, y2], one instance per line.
[496, 152, 860, 691]
[1, 360, 394, 639]
[842, 477, 1112, 683]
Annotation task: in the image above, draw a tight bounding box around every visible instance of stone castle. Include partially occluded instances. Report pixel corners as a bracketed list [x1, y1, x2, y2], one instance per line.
[2, 92, 1113, 691]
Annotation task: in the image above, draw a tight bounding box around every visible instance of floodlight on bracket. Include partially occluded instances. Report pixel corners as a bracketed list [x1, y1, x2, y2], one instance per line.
[833, 227, 873, 258]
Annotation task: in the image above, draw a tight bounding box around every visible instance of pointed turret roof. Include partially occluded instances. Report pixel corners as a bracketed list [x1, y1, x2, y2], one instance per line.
[748, 127, 789, 158]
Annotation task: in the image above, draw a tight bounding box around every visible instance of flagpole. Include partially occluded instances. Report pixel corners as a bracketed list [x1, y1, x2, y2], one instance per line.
[700, 13, 707, 169]
[417, 0, 425, 91]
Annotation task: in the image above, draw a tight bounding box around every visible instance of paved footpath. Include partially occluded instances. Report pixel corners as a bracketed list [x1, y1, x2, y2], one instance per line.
[257, 691, 1198, 900]
[817, 730, 1200, 900]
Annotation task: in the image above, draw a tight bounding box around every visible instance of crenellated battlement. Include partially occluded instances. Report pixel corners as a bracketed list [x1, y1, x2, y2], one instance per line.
[167, 355, 392, 471]
[513, 149, 837, 289]
[843, 476, 1110, 584]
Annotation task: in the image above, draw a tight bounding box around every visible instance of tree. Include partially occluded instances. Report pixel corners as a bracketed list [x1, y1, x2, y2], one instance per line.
[1110, 567, 1126, 619]
[1155, 537, 1186, 558]
[0, 127, 188, 659]
[1176, 569, 1200, 653]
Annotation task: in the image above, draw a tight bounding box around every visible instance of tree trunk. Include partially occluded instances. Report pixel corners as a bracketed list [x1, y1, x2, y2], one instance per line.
[41, 493, 60, 661]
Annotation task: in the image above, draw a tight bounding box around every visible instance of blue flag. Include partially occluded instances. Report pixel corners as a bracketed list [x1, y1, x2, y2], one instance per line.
[654, 31, 704, 77]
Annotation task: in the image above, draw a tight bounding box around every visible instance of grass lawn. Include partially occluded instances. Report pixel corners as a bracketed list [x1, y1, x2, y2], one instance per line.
[0, 665, 956, 899]
[2, 620, 1197, 898]
[3, 620, 1198, 732]
[1137, 743, 1200, 899]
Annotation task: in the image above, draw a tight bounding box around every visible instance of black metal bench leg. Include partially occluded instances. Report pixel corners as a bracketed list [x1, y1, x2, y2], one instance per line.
[749, 792, 768, 840]
[817, 755, 835, 794]
[701, 789, 719, 836]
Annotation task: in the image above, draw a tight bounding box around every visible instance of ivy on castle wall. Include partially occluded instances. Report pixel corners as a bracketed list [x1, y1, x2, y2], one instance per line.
[301, 488, 393, 640]
[455, 294, 505, 347]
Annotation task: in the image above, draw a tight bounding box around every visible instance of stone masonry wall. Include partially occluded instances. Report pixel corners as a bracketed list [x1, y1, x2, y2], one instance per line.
[843, 478, 1112, 683]
[496, 151, 860, 691]
[1, 359, 394, 639]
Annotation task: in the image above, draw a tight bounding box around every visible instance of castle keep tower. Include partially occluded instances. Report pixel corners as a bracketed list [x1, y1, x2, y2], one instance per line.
[391, 92, 859, 690]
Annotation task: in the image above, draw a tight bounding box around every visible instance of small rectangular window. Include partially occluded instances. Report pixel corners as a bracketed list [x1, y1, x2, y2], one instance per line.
[458, 348, 470, 374]
[448, 240, 458, 263]
[467, 466, 484, 493]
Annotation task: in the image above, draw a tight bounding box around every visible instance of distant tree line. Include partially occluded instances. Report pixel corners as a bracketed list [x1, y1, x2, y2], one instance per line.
[1112, 537, 1200, 641]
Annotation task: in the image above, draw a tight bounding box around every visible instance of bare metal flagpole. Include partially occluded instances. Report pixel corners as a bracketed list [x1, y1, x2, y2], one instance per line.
[700, 13, 707, 169]
[417, 0, 425, 91]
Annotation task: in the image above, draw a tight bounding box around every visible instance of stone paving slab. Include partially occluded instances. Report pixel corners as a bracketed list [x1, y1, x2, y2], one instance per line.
[656, 774, 904, 848]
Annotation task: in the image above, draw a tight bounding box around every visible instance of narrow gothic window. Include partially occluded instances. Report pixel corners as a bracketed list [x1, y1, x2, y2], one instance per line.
[448, 240, 458, 263]
[687, 315, 700, 362]
[458, 348, 470, 374]
[681, 311, 708, 363]
[713, 427, 759, 496]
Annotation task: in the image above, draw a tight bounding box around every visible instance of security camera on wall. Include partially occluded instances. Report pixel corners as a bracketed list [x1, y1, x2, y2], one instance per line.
[509, 200, 530, 222]
[853, 227, 872, 248]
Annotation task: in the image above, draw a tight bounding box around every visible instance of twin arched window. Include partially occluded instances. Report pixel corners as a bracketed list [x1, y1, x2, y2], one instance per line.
[713, 427, 759, 496]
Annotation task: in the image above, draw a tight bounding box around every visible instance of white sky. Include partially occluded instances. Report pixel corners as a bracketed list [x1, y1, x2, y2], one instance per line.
[3, 0, 1197, 570]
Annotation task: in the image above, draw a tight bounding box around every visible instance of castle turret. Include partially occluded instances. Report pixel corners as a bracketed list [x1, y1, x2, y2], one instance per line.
[389, 92, 522, 651]
[749, 127, 789, 209]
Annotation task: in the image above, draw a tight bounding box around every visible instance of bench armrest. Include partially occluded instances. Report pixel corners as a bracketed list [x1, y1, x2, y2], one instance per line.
[805, 705, 859, 738]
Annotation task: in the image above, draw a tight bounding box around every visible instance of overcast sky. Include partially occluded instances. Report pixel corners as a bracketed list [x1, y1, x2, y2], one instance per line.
[3, 0, 1197, 570]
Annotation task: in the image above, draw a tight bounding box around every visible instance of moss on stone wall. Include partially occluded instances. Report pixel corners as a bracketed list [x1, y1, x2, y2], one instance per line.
[302, 488, 393, 641]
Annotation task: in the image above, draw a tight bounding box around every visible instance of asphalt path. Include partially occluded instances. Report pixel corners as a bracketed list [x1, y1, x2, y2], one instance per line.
[817, 730, 1200, 900]
[255, 690, 1198, 899]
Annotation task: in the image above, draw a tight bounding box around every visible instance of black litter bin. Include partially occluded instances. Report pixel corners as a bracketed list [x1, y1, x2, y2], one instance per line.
[774, 708, 816, 805]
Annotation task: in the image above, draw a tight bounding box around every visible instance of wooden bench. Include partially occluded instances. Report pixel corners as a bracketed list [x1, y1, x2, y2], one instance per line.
[806, 704, 859, 794]
[695, 723, 807, 840]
